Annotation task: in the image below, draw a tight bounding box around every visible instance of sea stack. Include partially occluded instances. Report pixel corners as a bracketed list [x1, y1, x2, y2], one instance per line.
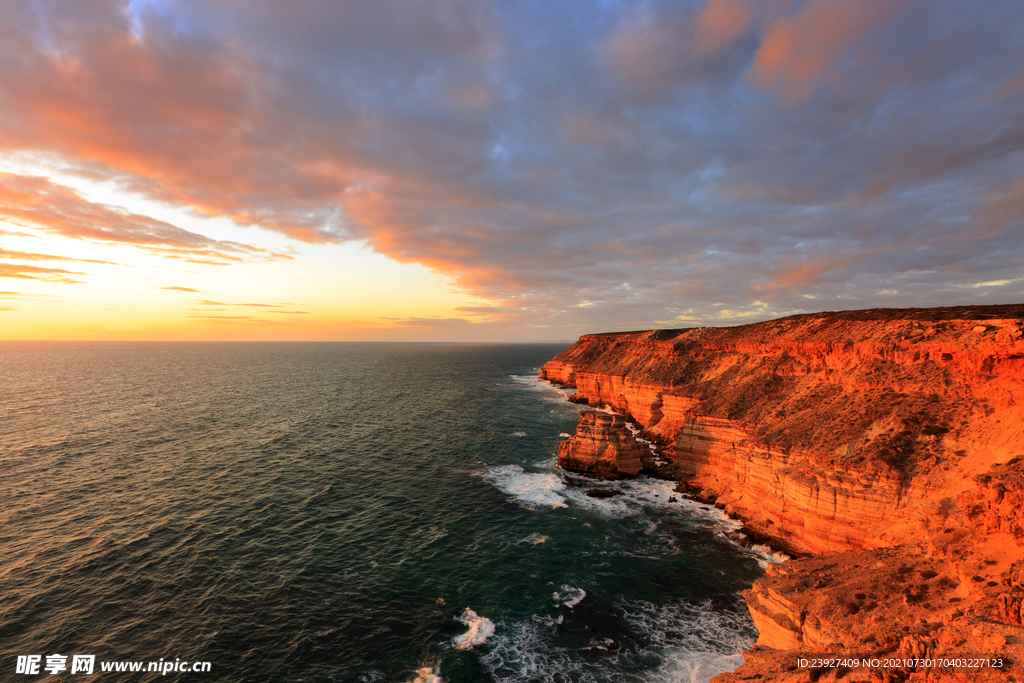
[558, 410, 655, 478]
[544, 304, 1024, 681]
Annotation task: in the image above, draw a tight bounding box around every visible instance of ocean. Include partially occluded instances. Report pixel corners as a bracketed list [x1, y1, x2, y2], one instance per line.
[0, 343, 768, 682]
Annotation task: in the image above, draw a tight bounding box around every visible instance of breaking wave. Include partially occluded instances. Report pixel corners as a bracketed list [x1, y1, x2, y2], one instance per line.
[552, 585, 586, 609]
[483, 465, 567, 509]
[452, 608, 495, 650]
[479, 597, 753, 683]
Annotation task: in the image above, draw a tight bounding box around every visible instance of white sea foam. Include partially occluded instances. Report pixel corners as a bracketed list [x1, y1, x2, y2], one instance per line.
[616, 598, 755, 683]
[483, 465, 567, 509]
[479, 619, 588, 683]
[623, 421, 665, 458]
[559, 475, 685, 518]
[559, 469, 793, 573]
[531, 454, 558, 469]
[509, 373, 579, 404]
[407, 666, 442, 683]
[479, 595, 754, 683]
[510, 431, 527, 437]
[558, 432, 571, 438]
[747, 542, 790, 568]
[453, 608, 495, 649]
[561, 474, 744, 534]
[552, 585, 586, 609]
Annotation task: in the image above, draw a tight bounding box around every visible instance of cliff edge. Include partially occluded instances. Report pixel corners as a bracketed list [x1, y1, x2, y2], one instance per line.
[543, 304, 1024, 682]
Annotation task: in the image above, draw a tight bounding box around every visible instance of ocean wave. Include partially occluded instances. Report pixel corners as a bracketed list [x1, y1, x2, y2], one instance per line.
[560, 474, 743, 533]
[508, 374, 579, 404]
[424, 525, 448, 544]
[479, 619, 592, 683]
[616, 598, 755, 683]
[483, 465, 567, 509]
[552, 585, 586, 609]
[517, 532, 549, 545]
[480, 596, 753, 683]
[746, 542, 790, 568]
[452, 608, 495, 649]
[406, 665, 442, 683]
[558, 475, 684, 518]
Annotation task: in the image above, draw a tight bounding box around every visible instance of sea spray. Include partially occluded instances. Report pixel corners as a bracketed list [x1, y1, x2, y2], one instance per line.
[452, 609, 495, 649]
[407, 666, 443, 683]
[481, 464, 567, 509]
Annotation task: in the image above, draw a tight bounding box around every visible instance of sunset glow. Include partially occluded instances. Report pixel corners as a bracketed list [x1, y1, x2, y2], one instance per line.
[2, 0, 1022, 340]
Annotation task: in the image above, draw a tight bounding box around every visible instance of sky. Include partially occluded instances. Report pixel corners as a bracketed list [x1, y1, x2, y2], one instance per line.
[1, 0, 1022, 341]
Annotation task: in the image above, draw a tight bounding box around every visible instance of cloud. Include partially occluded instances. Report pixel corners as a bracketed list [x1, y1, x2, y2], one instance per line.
[0, 0, 1022, 335]
[192, 299, 288, 307]
[0, 263, 86, 283]
[749, 0, 906, 103]
[0, 248, 117, 265]
[390, 317, 472, 327]
[604, 2, 755, 98]
[695, 0, 753, 56]
[159, 286, 203, 292]
[185, 314, 257, 321]
[0, 173, 288, 264]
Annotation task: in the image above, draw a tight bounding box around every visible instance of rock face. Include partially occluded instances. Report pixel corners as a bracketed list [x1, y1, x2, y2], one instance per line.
[558, 410, 655, 478]
[543, 305, 1024, 681]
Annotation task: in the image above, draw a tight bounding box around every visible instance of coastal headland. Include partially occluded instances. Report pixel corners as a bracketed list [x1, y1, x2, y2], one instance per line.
[542, 304, 1024, 682]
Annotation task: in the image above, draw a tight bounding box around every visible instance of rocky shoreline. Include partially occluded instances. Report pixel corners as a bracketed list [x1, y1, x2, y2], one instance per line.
[542, 305, 1024, 682]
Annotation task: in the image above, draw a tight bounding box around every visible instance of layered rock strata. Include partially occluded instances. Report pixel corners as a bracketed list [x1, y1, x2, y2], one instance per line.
[542, 304, 1024, 681]
[557, 410, 655, 478]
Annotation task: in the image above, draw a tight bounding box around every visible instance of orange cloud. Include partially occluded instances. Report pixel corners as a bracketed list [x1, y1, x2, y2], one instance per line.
[0, 8, 352, 245]
[0, 263, 86, 283]
[192, 299, 292, 309]
[0, 248, 117, 265]
[391, 317, 471, 327]
[695, 0, 753, 56]
[0, 173, 287, 264]
[159, 286, 203, 292]
[753, 260, 848, 292]
[749, 0, 901, 102]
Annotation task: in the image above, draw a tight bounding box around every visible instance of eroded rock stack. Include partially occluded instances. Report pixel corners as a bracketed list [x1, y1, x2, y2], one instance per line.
[557, 410, 654, 478]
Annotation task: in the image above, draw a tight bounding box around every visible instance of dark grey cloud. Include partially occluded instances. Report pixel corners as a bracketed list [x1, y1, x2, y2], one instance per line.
[1, 0, 1022, 336]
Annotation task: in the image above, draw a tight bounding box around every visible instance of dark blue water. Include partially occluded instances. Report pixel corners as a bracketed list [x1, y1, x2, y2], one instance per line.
[0, 343, 765, 682]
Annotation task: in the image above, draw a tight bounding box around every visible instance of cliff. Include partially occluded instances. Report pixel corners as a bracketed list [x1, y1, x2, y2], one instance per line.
[543, 304, 1024, 682]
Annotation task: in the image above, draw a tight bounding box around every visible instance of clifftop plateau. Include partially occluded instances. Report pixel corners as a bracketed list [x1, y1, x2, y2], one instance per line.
[542, 304, 1024, 682]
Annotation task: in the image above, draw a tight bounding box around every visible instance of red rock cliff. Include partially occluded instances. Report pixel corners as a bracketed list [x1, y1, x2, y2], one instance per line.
[543, 305, 1024, 681]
